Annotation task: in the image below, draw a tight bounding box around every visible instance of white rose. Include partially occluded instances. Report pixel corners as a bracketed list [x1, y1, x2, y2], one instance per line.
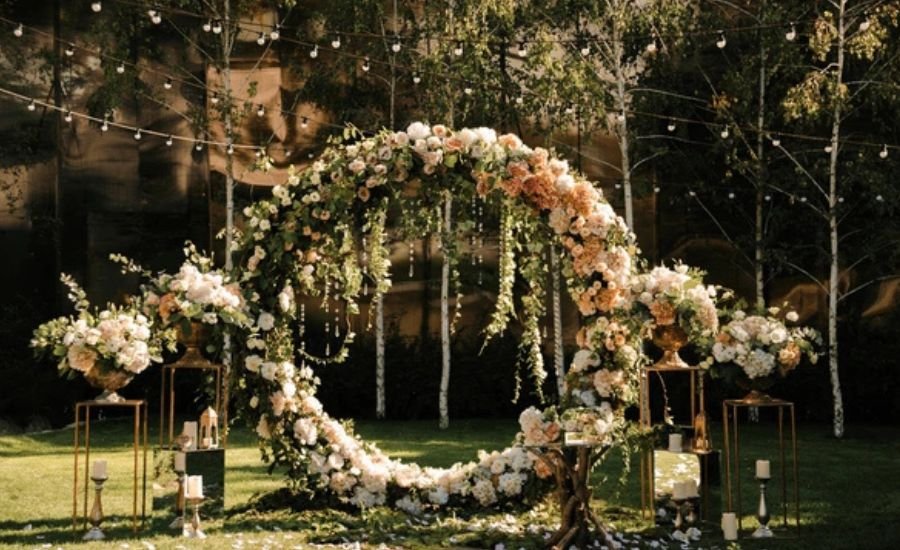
[244, 354, 263, 373]
[257, 312, 275, 331]
[786, 311, 799, 322]
[249, 396, 259, 408]
[406, 121, 431, 140]
[260, 361, 278, 381]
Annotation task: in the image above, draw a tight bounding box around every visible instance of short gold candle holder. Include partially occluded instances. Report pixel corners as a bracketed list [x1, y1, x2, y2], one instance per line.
[169, 470, 186, 530]
[183, 496, 206, 539]
[752, 476, 774, 538]
[83, 476, 108, 541]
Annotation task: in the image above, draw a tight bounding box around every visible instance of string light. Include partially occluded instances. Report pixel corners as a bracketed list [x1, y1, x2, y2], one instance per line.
[27, 99, 35, 111]
[688, 190, 696, 197]
[116, 63, 125, 74]
[876, 194, 884, 202]
[256, 104, 265, 117]
[133, 128, 142, 140]
[859, 18, 870, 32]
[64, 46, 75, 57]
[309, 45, 318, 58]
[716, 31, 727, 49]
[765, 195, 771, 201]
[163, 77, 173, 90]
[464, 86, 472, 95]
[564, 103, 574, 115]
[227, 142, 235, 155]
[195, 141, 203, 151]
[64, 110, 72, 122]
[13, 23, 23, 37]
[771, 136, 781, 147]
[331, 33, 341, 49]
[210, 92, 220, 105]
[579, 40, 590, 56]
[362, 56, 370, 72]
[824, 145, 833, 153]
[202, 19, 211, 32]
[667, 120, 676, 132]
[515, 95, 523, 105]
[91, 1, 102, 13]
[269, 25, 280, 41]
[101, 117, 109, 132]
[453, 40, 463, 56]
[728, 191, 735, 199]
[257, 32, 266, 46]
[517, 41, 527, 58]
[301, 116, 309, 129]
[392, 38, 401, 53]
[880, 145, 889, 159]
[785, 23, 797, 41]
[412, 72, 421, 84]
[653, 186, 661, 193]
[720, 125, 730, 139]
[165, 134, 173, 146]
[646, 39, 658, 53]
[212, 20, 222, 34]
[149, 10, 161, 25]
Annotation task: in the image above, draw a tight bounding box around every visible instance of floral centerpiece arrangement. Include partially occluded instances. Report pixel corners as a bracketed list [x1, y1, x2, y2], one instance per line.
[710, 306, 821, 400]
[111, 242, 251, 358]
[631, 263, 720, 368]
[31, 274, 167, 402]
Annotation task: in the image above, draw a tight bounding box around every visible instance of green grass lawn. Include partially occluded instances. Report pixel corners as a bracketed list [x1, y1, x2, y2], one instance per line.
[0, 417, 898, 549]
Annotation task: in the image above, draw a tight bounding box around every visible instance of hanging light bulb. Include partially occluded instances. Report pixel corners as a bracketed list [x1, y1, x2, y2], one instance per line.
[653, 186, 661, 193]
[859, 18, 870, 32]
[616, 112, 626, 123]
[880, 144, 889, 159]
[688, 190, 696, 197]
[255, 147, 263, 158]
[91, 1, 102, 13]
[27, 99, 36, 111]
[227, 142, 234, 155]
[771, 136, 781, 147]
[195, 141, 203, 151]
[392, 38, 402, 53]
[799, 196, 807, 202]
[515, 95, 523, 105]
[453, 40, 463, 56]
[786, 23, 797, 42]
[14, 24, 23, 37]
[101, 117, 109, 132]
[728, 191, 735, 199]
[64, 110, 73, 122]
[876, 194, 884, 202]
[148, 10, 161, 24]
[212, 20, 222, 34]
[667, 120, 676, 132]
[116, 63, 125, 74]
[824, 144, 833, 153]
[202, 19, 212, 32]
[362, 56, 370, 72]
[256, 104, 265, 117]
[331, 33, 341, 49]
[210, 92, 220, 105]
[163, 77, 173, 90]
[310, 45, 318, 58]
[565, 103, 575, 115]
[256, 32, 266, 46]
[579, 37, 590, 56]
[614, 183, 622, 189]
[284, 148, 292, 157]
[64, 46, 75, 57]
[720, 126, 730, 139]
[301, 116, 309, 129]
[412, 72, 421, 84]
[716, 31, 727, 49]
[133, 129, 142, 140]
[269, 25, 280, 40]
[517, 41, 527, 58]
[764, 194, 771, 201]
[165, 135, 173, 146]
[838, 196, 845, 203]
[646, 39, 658, 54]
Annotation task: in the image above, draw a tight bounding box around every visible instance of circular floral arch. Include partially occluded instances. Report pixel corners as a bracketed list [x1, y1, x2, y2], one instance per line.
[232, 122, 645, 511]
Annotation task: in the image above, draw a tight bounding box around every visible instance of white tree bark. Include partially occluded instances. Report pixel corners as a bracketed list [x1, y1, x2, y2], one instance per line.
[551, 245, 565, 399]
[613, 26, 634, 230]
[439, 195, 452, 429]
[220, 0, 235, 447]
[827, 0, 847, 438]
[375, 292, 386, 418]
[754, 20, 767, 310]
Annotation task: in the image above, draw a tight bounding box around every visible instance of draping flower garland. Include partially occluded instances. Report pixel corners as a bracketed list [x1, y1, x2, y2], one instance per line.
[230, 122, 647, 512]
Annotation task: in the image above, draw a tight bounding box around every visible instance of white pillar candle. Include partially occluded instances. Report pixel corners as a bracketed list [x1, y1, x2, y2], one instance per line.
[668, 433, 683, 452]
[201, 437, 212, 449]
[755, 459, 771, 479]
[174, 451, 186, 472]
[721, 512, 738, 540]
[183, 421, 198, 450]
[684, 479, 699, 498]
[92, 459, 107, 479]
[186, 475, 204, 499]
[672, 480, 688, 500]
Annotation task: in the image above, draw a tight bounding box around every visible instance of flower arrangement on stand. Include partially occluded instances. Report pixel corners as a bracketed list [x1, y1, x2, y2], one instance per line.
[30, 274, 168, 402]
[710, 307, 821, 401]
[631, 264, 720, 368]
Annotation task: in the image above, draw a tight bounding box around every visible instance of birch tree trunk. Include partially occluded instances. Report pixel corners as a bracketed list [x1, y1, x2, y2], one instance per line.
[551, 245, 565, 398]
[826, 0, 846, 439]
[613, 26, 634, 230]
[439, 195, 452, 429]
[754, 16, 767, 310]
[375, 292, 386, 418]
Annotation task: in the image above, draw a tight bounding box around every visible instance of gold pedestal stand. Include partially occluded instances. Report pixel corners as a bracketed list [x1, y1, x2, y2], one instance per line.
[722, 393, 799, 537]
[159, 361, 224, 449]
[72, 400, 148, 534]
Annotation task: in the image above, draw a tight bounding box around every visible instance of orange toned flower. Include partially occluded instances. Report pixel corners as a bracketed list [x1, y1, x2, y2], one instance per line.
[507, 160, 530, 179]
[778, 342, 801, 372]
[528, 147, 549, 169]
[358, 186, 371, 202]
[158, 293, 179, 323]
[649, 301, 676, 326]
[444, 136, 464, 152]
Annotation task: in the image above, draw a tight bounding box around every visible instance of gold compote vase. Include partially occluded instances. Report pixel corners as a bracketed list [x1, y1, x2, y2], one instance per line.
[173, 321, 213, 368]
[84, 363, 134, 403]
[735, 375, 778, 404]
[651, 325, 690, 369]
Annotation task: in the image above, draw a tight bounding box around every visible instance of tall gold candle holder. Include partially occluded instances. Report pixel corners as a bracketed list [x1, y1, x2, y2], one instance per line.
[83, 476, 108, 541]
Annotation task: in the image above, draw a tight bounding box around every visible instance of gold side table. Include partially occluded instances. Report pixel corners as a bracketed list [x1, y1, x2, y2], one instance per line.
[73, 399, 148, 534]
[159, 362, 223, 449]
[639, 365, 707, 519]
[722, 394, 799, 537]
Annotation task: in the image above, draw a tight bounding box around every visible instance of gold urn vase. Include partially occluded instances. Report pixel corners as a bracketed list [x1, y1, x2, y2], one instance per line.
[173, 321, 213, 368]
[84, 363, 134, 403]
[651, 325, 690, 369]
